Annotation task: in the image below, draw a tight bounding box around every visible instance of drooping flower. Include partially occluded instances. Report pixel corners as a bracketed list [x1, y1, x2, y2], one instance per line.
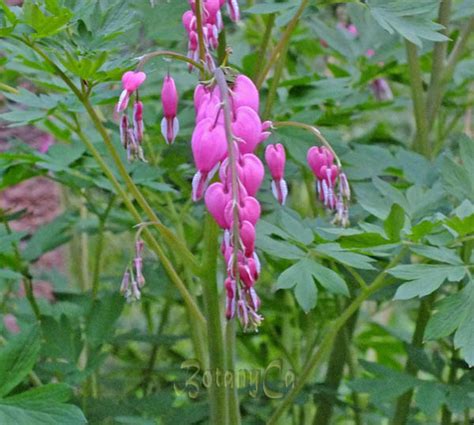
[265, 143, 288, 205]
[116, 71, 147, 113]
[306, 145, 350, 225]
[133, 100, 144, 143]
[161, 75, 180, 144]
[191, 118, 227, 201]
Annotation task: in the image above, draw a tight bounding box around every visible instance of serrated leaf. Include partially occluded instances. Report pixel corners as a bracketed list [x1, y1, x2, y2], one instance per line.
[367, 0, 449, 46]
[308, 262, 349, 296]
[409, 245, 463, 265]
[0, 325, 41, 397]
[425, 286, 472, 340]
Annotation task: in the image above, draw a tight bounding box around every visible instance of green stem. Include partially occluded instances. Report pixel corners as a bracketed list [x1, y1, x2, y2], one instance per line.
[445, 17, 474, 82]
[312, 302, 359, 425]
[141, 301, 171, 394]
[91, 196, 115, 299]
[267, 249, 406, 425]
[195, 0, 207, 78]
[253, 14, 276, 82]
[79, 195, 89, 292]
[0, 212, 41, 321]
[425, 0, 452, 135]
[263, 42, 288, 119]
[391, 293, 436, 425]
[136, 50, 205, 74]
[226, 319, 241, 425]
[272, 121, 342, 167]
[405, 41, 430, 156]
[441, 346, 457, 425]
[201, 214, 227, 425]
[255, 0, 308, 89]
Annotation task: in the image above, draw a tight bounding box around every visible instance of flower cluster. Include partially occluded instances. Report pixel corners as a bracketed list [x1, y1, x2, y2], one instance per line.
[191, 73, 277, 330]
[183, 0, 240, 70]
[116, 69, 181, 156]
[116, 71, 147, 161]
[120, 239, 146, 302]
[307, 146, 350, 227]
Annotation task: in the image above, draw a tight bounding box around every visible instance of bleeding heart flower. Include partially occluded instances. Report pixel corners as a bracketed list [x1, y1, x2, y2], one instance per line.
[161, 75, 180, 144]
[232, 106, 264, 154]
[191, 118, 227, 200]
[116, 71, 146, 113]
[205, 182, 232, 228]
[231, 75, 259, 113]
[307, 146, 334, 180]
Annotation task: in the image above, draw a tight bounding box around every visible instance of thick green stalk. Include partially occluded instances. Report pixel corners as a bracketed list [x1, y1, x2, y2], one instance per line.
[426, 0, 452, 133]
[312, 306, 359, 425]
[255, 0, 309, 88]
[263, 42, 288, 119]
[445, 17, 474, 83]
[195, 0, 207, 79]
[201, 215, 228, 425]
[391, 293, 436, 425]
[0, 213, 41, 321]
[226, 320, 241, 425]
[405, 41, 430, 156]
[267, 250, 406, 425]
[253, 14, 276, 82]
[91, 196, 115, 299]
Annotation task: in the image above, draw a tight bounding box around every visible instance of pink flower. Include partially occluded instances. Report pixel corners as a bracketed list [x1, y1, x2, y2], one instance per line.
[371, 78, 393, 102]
[116, 71, 146, 113]
[240, 220, 256, 256]
[133, 101, 144, 143]
[239, 154, 264, 196]
[226, 0, 240, 21]
[161, 75, 180, 144]
[231, 75, 259, 113]
[265, 143, 287, 204]
[3, 314, 20, 334]
[225, 195, 261, 226]
[232, 106, 266, 154]
[307, 146, 334, 180]
[205, 182, 231, 228]
[191, 118, 227, 201]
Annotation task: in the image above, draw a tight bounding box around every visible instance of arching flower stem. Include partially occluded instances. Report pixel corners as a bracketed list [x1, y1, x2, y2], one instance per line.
[272, 121, 342, 168]
[135, 50, 206, 75]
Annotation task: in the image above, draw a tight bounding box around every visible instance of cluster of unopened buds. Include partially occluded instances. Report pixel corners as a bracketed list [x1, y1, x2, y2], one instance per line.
[307, 146, 350, 227]
[120, 239, 146, 302]
[183, 0, 239, 71]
